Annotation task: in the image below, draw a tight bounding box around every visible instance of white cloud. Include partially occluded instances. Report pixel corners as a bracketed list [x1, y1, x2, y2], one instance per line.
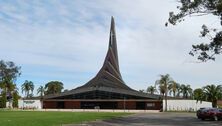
[0, 0, 221, 96]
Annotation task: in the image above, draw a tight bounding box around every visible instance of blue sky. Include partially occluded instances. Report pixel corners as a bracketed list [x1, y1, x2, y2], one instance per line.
[0, 0, 221, 96]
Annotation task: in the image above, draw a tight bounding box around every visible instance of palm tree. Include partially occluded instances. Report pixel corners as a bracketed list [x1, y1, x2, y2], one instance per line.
[37, 86, 44, 98]
[147, 86, 157, 95]
[139, 89, 145, 93]
[44, 81, 63, 95]
[168, 81, 180, 97]
[203, 84, 222, 107]
[193, 88, 205, 102]
[37, 85, 44, 109]
[158, 85, 165, 100]
[179, 84, 193, 98]
[155, 74, 173, 111]
[21, 80, 34, 98]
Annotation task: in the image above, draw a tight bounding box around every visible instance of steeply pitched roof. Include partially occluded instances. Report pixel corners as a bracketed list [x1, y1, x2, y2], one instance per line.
[76, 16, 131, 90]
[44, 17, 160, 100]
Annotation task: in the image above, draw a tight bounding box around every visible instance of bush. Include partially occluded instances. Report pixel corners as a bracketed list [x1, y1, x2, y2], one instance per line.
[0, 92, 6, 108]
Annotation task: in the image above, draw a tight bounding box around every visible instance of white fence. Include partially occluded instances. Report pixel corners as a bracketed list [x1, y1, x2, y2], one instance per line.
[18, 99, 42, 109]
[163, 99, 212, 111]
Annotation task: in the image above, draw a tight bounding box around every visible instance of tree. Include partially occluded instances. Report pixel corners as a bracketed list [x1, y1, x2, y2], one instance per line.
[0, 81, 17, 108]
[12, 90, 20, 108]
[139, 89, 145, 93]
[37, 85, 45, 109]
[64, 89, 69, 92]
[0, 91, 6, 108]
[21, 80, 34, 98]
[0, 60, 21, 82]
[0, 60, 21, 107]
[193, 88, 205, 102]
[147, 85, 157, 95]
[37, 86, 44, 98]
[155, 74, 173, 111]
[167, 0, 222, 62]
[203, 84, 222, 107]
[168, 81, 180, 97]
[179, 84, 193, 98]
[159, 85, 165, 98]
[44, 81, 64, 95]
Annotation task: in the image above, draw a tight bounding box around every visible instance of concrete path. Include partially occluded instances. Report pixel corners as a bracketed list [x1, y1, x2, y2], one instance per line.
[38, 109, 160, 113]
[66, 112, 222, 126]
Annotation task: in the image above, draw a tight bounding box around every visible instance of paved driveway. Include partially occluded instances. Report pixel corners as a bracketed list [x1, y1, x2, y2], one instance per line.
[69, 112, 222, 126]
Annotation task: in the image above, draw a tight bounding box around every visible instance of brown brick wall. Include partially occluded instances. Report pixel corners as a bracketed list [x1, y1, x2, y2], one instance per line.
[73, 101, 81, 109]
[43, 100, 162, 110]
[117, 101, 136, 109]
[64, 101, 74, 109]
[43, 101, 57, 109]
[65, 101, 80, 109]
[126, 101, 136, 109]
[117, 101, 123, 109]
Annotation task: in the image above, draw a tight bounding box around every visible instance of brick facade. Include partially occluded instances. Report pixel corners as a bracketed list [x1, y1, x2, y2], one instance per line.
[43, 100, 162, 110]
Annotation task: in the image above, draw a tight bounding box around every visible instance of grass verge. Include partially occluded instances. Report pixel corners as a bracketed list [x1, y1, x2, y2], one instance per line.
[0, 111, 130, 126]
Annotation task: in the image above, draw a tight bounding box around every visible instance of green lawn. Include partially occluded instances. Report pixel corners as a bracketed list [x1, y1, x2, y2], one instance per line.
[0, 110, 130, 126]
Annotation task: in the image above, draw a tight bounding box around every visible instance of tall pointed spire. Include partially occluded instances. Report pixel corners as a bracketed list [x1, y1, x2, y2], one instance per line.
[105, 16, 120, 73]
[109, 16, 119, 67]
[78, 17, 131, 90]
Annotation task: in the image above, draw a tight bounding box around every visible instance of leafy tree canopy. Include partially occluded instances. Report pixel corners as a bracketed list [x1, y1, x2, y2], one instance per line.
[0, 60, 21, 108]
[193, 88, 205, 102]
[167, 0, 222, 62]
[0, 60, 21, 82]
[44, 81, 64, 95]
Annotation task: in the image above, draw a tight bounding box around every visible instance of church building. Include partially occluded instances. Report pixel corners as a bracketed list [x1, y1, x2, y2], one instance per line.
[43, 17, 162, 110]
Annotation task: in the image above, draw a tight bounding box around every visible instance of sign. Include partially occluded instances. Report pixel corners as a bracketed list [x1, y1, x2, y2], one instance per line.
[24, 100, 35, 104]
[147, 103, 155, 107]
